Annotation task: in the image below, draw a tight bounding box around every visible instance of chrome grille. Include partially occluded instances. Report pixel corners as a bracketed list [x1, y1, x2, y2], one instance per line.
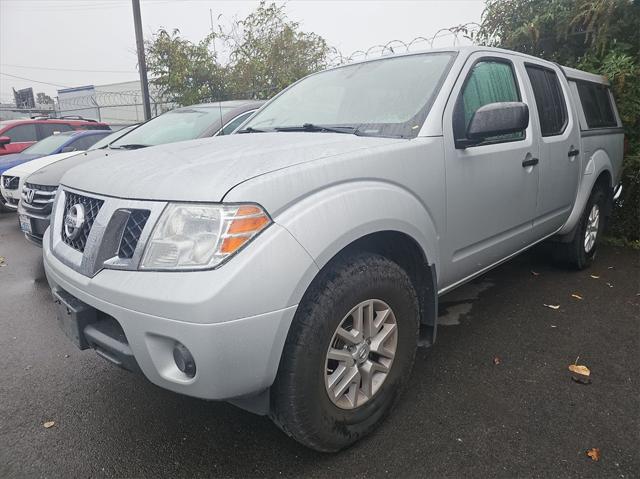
[61, 192, 104, 252]
[118, 210, 150, 259]
[2, 175, 19, 190]
[22, 182, 58, 211]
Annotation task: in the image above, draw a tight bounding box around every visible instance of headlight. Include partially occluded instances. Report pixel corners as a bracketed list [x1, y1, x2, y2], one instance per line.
[140, 203, 271, 271]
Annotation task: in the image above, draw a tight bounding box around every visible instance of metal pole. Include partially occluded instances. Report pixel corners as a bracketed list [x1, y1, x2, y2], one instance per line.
[132, 0, 151, 121]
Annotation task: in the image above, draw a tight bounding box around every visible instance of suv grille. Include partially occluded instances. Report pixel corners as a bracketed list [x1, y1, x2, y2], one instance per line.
[2, 175, 19, 190]
[118, 210, 150, 258]
[22, 182, 58, 213]
[61, 192, 104, 252]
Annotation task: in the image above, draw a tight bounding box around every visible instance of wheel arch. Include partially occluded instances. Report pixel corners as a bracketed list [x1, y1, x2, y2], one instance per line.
[557, 148, 614, 238]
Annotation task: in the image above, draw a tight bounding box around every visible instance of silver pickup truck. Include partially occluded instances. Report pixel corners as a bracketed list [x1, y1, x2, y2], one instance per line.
[42, 46, 623, 452]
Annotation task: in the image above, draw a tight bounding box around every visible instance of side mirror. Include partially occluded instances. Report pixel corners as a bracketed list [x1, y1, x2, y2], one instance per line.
[0, 136, 11, 146]
[60, 146, 77, 153]
[460, 102, 529, 148]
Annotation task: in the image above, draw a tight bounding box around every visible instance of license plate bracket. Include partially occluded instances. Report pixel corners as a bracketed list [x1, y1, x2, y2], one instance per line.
[53, 289, 97, 350]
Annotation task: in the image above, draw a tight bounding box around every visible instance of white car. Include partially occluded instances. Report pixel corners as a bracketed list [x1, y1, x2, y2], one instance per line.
[0, 151, 80, 211]
[0, 125, 137, 213]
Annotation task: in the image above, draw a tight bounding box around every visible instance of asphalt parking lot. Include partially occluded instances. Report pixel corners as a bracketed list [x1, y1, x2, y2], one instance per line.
[1, 211, 638, 478]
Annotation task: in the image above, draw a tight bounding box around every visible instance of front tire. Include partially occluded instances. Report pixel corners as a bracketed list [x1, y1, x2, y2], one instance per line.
[270, 252, 419, 452]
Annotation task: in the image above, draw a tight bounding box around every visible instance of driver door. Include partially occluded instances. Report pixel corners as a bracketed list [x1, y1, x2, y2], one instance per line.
[440, 53, 539, 288]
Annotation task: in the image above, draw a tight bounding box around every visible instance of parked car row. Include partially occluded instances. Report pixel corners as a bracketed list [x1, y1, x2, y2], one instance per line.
[2, 47, 625, 453]
[0, 116, 110, 156]
[0, 100, 264, 232]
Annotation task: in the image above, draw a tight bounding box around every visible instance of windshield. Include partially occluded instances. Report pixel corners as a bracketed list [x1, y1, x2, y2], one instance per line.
[110, 106, 233, 148]
[244, 52, 455, 138]
[89, 124, 137, 150]
[22, 133, 71, 155]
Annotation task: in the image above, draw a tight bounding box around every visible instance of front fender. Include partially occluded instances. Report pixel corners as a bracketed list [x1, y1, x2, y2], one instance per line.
[271, 180, 439, 274]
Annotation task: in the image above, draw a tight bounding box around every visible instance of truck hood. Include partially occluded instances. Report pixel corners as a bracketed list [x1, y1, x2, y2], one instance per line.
[4, 151, 84, 179]
[60, 133, 403, 201]
[26, 148, 113, 186]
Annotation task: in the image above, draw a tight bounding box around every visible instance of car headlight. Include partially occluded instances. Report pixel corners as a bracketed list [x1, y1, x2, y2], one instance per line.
[140, 203, 271, 271]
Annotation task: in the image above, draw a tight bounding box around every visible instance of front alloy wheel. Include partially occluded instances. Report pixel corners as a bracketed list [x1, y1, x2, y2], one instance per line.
[325, 299, 397, 409]
[270, 252, 419, 452]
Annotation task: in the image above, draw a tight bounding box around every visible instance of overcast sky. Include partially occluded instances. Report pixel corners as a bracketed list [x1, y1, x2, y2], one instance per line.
[0, 0, 485, 103]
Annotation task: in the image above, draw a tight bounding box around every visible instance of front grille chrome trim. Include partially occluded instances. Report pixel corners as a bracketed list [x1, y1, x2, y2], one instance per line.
[50, 187, 167, 277]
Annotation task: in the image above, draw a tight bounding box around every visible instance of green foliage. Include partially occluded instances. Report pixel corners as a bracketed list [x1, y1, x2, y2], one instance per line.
[145, 1, 330, 103]
[220, 1, 330, 98]
[478, 0, 640, 240]
[145, 28, 227, 106]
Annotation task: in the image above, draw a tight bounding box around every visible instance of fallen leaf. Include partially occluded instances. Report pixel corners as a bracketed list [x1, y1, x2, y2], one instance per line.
[0, 256, 5, 267]
[43, 421, 55, 429]
[531, 270, 540, 276]
[493, 356, 501, 365]
[590, 275, 600, 279]
[569, 364, 591, 376]
[586, 448, 601, 461]
[544, 304, 560, 310]
[569, 363, 592, 384]
[571, 293, 583, 300]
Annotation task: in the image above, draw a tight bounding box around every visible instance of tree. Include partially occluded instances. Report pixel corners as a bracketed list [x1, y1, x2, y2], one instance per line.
[477, 0, 640, 242]
[144, 2, 332, 104]
[36, 92, 53, 105]
[145, 28, 227, 106]
[220, 1, 331, 98]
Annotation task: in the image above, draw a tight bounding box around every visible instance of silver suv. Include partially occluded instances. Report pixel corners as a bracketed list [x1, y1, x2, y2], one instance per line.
[43, 47, 623, 452]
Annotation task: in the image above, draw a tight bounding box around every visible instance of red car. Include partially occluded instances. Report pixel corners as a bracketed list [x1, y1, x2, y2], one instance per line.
[0, 117, 110, 156]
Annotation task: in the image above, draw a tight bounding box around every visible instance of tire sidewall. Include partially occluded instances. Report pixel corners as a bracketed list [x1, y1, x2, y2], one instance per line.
[274, 254, 419, 450]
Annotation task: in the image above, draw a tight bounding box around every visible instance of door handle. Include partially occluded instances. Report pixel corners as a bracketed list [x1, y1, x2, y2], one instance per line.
[522, 158, 539, 167]
[568, 148, 580, 157]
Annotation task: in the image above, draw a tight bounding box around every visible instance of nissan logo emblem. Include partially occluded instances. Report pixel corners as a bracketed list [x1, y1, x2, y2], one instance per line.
[64, 203, 86, 240]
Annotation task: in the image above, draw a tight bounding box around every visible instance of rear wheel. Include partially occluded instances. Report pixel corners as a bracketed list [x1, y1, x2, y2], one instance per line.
[270, 252, 419, 452]
[556, 183, 607, 269]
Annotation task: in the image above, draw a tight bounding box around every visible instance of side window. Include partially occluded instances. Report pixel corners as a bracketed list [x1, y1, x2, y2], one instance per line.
[454, 60, 523, 143]
[525, 65, 568, 136]
[219, 110, 255, 135]
[4, 124, 38, 142]
[576, 81, 617, 128]
[72, 135, 104, 150]
[39, 123, 73, 138]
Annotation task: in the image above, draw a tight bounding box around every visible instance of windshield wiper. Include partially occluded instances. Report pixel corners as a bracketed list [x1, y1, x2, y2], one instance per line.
[274, 123, 358, 134]
[237, 126, 267, 133]
[112, 144, 148, 150]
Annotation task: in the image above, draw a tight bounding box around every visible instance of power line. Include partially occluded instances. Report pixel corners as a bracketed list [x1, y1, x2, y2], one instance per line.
[0, 72, 69, 88]
[1, 63, 137, 74]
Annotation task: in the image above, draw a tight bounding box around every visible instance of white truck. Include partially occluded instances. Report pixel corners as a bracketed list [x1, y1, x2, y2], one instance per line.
[42, 47, 623, 451]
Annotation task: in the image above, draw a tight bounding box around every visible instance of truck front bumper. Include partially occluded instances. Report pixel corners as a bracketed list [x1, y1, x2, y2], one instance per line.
[42, 224, 318, 402]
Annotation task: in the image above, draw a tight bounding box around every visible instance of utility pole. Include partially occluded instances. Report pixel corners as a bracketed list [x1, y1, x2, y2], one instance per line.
[132, 0, 151, 121]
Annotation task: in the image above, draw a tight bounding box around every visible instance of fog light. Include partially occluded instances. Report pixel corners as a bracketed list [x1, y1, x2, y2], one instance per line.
[173, 342, 196, 378]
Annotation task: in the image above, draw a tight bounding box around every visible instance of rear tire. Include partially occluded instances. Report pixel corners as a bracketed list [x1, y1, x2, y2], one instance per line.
[270, 252, 419, 452]
[555, 183, 607, 270]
